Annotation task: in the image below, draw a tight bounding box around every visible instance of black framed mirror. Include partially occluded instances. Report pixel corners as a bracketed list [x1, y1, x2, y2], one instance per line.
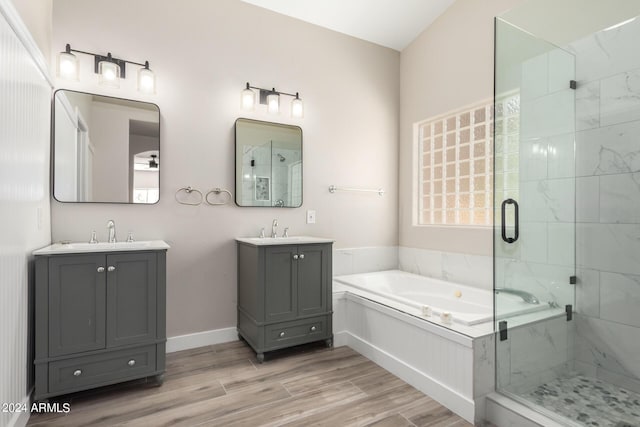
[234, 118, 302, 207]
[52, 89, 160, 204]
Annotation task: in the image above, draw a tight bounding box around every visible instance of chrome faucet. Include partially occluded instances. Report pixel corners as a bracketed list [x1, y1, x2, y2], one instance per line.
[495, 288, 539, 304]
[283, 227, 289, 238]
[107, 220, 117, 243]
[271, 219, 278, 238]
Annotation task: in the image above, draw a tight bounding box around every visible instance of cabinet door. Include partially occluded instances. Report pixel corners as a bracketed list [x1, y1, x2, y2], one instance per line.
[49, 254, 106, 357]
[297, 244, 330, 316]
[264, 246, 298, 322]
[106, 252, 157, 347]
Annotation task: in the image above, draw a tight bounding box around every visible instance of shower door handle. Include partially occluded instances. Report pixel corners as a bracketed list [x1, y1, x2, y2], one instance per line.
[501, 198, 519, 243]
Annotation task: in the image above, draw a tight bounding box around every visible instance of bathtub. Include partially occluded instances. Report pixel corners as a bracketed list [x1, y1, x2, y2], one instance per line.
[334, 270, 546, 326]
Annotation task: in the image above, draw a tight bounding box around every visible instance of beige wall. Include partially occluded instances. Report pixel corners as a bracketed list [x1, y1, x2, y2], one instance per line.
[51, 0, 399, 337]
[10, 0, 52, 64]
[398, 0, 526, 256]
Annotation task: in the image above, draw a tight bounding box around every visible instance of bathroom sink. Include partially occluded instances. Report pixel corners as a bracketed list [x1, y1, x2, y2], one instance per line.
[236, 236, 334, 246]
[33, 240, 170, 255]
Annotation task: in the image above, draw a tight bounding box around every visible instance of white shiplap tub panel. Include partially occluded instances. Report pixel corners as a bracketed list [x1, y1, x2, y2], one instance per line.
[334, 292, 481, 423]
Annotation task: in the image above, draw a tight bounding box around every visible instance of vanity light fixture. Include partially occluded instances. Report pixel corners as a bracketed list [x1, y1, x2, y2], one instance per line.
[148, 154, 159, 169]
[57, 44, 155, 94]
[240, 82, 304, 118]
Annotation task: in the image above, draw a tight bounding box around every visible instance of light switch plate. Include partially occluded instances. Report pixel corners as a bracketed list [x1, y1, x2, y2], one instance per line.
[306, 210, 316, 224]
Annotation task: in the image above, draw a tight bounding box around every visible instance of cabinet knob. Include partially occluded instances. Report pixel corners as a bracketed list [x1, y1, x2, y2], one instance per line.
[310, 326, 317, 332]
[97, 266, 105, 273]
[73, 369, 82, 377]
[107, 266, 116, 272]
[292, 254, 299, 260]
[299, 254, 305, 260]
[128, 359, 136, 367]
[279, 331, 285, 338]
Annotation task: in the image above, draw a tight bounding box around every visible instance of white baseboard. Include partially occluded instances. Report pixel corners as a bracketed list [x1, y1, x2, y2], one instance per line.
[338, 330, 475, 423]
[166, 327, 238, 353]
[9, 393, 31, 427]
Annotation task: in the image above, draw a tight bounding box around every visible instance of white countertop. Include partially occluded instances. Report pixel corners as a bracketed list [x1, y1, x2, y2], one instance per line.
[236, 236, 334, 246]
[33, 240, 170, 255]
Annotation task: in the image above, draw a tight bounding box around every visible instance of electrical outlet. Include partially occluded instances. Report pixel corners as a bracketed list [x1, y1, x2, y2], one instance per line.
[306, 210, 316, 224]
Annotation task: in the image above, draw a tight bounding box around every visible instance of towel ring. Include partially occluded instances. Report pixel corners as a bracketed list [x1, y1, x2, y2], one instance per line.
[175, 186, 203, 206]
[205, 188, 233, 206]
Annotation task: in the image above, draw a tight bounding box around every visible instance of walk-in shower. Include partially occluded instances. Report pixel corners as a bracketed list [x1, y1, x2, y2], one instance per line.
[494, 2, 640, 425]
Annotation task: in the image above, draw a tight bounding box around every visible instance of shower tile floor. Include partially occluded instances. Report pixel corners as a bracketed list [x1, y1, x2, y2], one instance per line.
[524, 374, 640, 427]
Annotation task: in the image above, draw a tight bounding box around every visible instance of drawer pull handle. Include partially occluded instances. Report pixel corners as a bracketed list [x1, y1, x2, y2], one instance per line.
[279, 332, 285, 338]
[299, 254, 305, 260]
[310, 326, 317, 332]
[97, 266, 105, 273]
[128, 359, 136, 367]
[293, 254, 299, 260]
[73, 369, 82, 377]
[107, 266, 116, 272]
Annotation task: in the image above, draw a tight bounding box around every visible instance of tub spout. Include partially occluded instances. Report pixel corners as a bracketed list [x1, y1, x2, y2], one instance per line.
[495, 288, 539, 304]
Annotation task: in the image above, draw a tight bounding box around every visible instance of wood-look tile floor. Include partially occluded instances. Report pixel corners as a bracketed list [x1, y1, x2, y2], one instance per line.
[28, 341, 472, 427]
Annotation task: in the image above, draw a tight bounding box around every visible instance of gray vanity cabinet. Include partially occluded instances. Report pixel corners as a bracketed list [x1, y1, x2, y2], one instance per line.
[48, 254, 107, 357]
[237, 242, 332, 362]
[34, 250, 166, 401]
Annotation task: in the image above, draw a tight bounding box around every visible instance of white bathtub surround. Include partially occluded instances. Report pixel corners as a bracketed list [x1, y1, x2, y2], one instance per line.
[398, 246, 493, 290]
[334, 246, 495, 292]
[335, 270, 548, 328]
[332, 291, 495, 424]
[333, 246, 398, 276]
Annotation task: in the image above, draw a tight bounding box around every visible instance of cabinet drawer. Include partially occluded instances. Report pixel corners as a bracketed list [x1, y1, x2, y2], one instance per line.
[49, 345, 157, 393]
[265, 316, 329, 349]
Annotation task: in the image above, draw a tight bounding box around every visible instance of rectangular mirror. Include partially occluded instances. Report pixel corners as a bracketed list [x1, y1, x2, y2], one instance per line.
[53, 89, 160, 204]
[235, 118, 302, 207]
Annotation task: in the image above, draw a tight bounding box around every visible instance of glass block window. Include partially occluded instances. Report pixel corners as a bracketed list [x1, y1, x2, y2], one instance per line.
[417, 100, 495, 226]
[493, 93, 521, 218]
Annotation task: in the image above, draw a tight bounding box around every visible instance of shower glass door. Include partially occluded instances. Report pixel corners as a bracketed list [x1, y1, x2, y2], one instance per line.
[494, 17, 576, 414]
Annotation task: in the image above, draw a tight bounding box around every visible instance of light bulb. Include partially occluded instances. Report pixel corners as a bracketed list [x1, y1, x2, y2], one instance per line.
[291, 93, 304, 118]
[138, 64, 156, 94]
[267, 91, 279, 114]
[241, 83, 255, 111]
[57, 47, 78, 81]
[98, 58, 120, 88]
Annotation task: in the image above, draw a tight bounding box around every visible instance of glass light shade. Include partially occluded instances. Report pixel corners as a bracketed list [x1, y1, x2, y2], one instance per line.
[267, 92, 280, 114]
[291, 97, 304, 118]
[57, 52, 79, 80]
[137, 67, 156, 94]
[241, 87, 256, 111]
[98, 60, 120, 88]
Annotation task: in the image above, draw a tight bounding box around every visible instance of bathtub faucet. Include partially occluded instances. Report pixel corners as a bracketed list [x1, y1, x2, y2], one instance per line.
[495, 288, 539, 304]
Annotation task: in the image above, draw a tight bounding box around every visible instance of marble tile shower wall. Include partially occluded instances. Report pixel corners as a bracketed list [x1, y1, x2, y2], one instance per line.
[333, 246, 493, 291]
[567, 19, 640, 392]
